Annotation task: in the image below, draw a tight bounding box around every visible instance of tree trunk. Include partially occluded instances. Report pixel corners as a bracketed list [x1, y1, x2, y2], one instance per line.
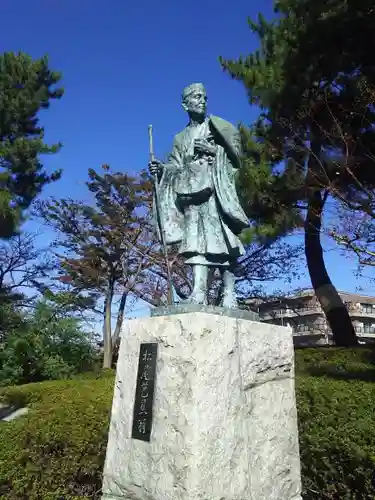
[102, 280, 115, 369]
[305, 189, 358, 346]
[108, 291, 128, 368]
[112, 291, 127, 347]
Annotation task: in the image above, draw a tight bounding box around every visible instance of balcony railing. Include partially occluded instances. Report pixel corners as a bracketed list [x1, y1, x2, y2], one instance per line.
[348, 306, 375, 316]
[354, 326, 375, 335]
[293, 328, 314, 334]
[259, 304, 322, 319]
[260, 303, 375, 320]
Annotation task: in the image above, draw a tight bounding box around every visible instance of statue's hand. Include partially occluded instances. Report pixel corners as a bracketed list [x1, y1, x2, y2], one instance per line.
[194, 138, 216, 156]
[148, 159, 164, 178]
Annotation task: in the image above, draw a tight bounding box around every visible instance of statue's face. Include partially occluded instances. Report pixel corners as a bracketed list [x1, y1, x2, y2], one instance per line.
[183, 88, 207, 117]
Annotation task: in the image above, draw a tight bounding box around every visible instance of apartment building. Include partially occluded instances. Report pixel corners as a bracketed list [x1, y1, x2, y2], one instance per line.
[247, 289, 375, 346]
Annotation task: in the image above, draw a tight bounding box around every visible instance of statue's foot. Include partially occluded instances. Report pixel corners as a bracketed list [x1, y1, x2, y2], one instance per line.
[221, 292, 238, 309]
[181, 291, 207, 306]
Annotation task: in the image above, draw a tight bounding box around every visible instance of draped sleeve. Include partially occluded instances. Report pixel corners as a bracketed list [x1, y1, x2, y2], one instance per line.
[209, 115, 249, 234]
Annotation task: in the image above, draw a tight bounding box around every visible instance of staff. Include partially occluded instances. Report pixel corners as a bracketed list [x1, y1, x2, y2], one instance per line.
[148, 124, 173, 305]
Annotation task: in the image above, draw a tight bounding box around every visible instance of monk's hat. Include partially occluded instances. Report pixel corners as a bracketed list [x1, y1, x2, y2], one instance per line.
[182, 82, 206, 101]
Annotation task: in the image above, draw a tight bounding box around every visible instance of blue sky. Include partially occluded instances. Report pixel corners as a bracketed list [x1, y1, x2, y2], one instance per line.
[1, 0, 373, 318]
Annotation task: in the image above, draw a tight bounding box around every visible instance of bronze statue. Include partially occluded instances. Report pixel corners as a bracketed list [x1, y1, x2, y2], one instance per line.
[149, 83, 248, 308]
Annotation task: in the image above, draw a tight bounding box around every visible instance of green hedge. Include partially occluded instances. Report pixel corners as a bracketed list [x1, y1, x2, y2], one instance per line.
[0, 371, 114, 500]
[295, 347, 375, 499]
[0, 349, 374, 499]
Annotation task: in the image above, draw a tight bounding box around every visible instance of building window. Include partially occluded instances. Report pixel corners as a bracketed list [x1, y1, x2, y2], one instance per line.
[355, 323, 375, 334]
[293, 324, 311, 333]
[360, 303, 375, 314]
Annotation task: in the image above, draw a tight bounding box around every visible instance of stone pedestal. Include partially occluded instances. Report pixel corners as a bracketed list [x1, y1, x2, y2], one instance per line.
[102, 309, 302, 500]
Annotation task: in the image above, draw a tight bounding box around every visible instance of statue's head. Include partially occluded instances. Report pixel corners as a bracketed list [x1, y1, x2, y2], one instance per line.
[182, 83, 207, 119]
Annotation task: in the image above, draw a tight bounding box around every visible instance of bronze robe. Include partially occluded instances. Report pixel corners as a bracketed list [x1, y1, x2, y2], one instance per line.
[154, 115, 248, 266]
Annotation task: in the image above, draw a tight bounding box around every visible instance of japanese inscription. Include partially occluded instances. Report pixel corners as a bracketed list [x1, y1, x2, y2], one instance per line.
[131, 343, 158, 442]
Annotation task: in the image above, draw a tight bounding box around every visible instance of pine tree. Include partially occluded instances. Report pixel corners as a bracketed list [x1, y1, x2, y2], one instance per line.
[220, 1, 375, 346]
[0, 52, 63, 238]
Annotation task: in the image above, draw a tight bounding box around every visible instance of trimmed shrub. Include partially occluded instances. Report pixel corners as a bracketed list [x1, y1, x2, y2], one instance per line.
[296, 347, 375, 499]
[0, 373, 114, 499]
[295, 346, 375, 378]
[297, 375, 375, 499]
[0, 349, 374, 499]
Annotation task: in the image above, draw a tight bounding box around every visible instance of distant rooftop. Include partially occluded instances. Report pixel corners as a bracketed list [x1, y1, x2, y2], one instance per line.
[243, 289, 375, 304]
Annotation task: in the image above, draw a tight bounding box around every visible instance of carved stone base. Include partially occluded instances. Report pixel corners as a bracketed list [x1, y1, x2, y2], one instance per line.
[102, 310, 302, 500]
